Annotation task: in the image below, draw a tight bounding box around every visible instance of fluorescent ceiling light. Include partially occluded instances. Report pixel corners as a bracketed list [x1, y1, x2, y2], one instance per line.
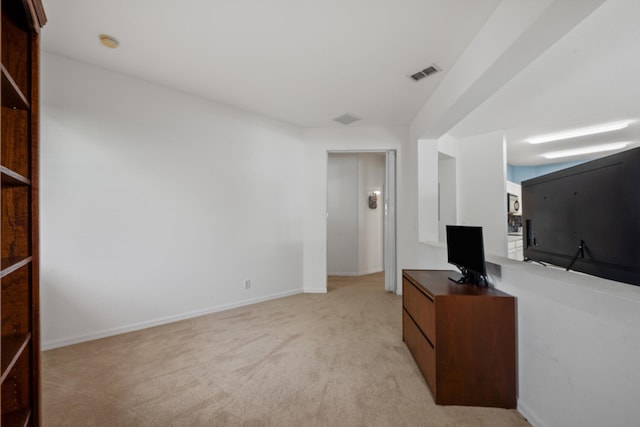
[542, 142, 629, 159]
[526, 120, 632, 144]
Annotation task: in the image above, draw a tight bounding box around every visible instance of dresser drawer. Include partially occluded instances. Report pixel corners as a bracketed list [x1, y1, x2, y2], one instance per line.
[403, 277, 436, 344]
[403, 309, 436, 394]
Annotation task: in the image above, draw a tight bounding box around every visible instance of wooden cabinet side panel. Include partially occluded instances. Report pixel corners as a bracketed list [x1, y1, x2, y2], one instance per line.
[28, 31, 41, 427]
[435, 296, 516, 408]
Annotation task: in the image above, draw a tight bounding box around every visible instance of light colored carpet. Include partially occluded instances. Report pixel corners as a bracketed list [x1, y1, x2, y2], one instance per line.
[42, 273, 531, 427]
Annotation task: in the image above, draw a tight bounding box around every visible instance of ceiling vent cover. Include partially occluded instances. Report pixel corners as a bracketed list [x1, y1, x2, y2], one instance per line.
[334, 113, 361, 125]
[410, 64, 440, 82]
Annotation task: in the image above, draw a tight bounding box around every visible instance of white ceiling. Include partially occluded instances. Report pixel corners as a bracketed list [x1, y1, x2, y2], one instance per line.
[41, 0, 501, 128]
[449, 0, 640, 165]
[40, 0, 640, 166]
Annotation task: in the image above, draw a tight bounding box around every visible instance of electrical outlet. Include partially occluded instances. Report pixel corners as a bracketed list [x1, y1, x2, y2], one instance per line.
[244, 280, 251, 290]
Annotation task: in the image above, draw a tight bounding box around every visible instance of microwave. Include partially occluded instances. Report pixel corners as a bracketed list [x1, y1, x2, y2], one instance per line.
[508, 193, 520, 213]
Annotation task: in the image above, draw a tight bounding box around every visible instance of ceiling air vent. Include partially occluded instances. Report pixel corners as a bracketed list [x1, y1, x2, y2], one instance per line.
[333, 113, 361, 125]
[410, 64, 440, 82]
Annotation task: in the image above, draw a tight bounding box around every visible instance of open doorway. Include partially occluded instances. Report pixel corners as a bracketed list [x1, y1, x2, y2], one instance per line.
[326, 151, 396, 293]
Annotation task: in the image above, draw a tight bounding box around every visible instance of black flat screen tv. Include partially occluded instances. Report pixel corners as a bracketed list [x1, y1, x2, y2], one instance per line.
[446, 225, 488, 286]
[522, 146, 640, 286]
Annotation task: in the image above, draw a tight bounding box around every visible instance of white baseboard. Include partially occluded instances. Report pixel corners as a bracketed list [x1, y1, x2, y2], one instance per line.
[358, 267, 384, 276]
[517, 399, 547, 427]
[42, 288, 304, 350]
[303, 287, 327, 294]
[327, 268, 383, 277]
[327, 271, 359, 276]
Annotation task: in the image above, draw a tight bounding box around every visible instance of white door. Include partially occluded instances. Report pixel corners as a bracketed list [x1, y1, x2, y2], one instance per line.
[384, 150, 397, 293]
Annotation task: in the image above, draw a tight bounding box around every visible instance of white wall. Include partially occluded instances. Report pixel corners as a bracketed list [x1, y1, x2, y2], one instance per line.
[302, 127, 410, 293]
[327, 154, 359, 275]
[357, 153, 385, 275]
[40, 53, 305, 349]
[417, 139, 439, 243]
[438, 153, 457, 242]
[494, 260, 640, 427]
[326, 153, 385, 276]
[456, 131, 508, 257]
[418, 130, 508, 255]
[40, 55, 414, 346]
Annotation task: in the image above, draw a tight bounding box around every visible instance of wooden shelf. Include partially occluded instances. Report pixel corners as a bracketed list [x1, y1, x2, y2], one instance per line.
[1, 1, 46, 424]
[1, 408, 31, 427]
[0, 257, 32, 279]
[1, 65, 29, 110]
[0, 165, 30, 186]
[0, 333, 31, 383]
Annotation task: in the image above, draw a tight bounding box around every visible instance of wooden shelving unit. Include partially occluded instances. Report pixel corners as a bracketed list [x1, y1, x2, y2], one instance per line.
[0, 1, 45, 425]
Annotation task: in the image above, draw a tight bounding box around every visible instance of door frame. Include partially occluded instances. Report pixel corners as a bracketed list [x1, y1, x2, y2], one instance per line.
[326, 149, 397, 293]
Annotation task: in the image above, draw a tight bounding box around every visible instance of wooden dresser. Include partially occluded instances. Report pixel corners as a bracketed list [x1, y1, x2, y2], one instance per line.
[402, 270, 516, 408]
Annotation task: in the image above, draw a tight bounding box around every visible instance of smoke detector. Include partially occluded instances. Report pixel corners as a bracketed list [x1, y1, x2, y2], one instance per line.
[333, 113, 361, 125]
[410, 64, 440, 82]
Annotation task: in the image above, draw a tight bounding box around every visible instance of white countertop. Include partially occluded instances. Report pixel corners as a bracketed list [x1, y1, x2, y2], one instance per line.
[508, 233, 523, 242]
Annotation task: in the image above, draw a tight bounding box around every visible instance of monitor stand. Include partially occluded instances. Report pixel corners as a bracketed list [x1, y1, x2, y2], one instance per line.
[448, 272, 466, 284]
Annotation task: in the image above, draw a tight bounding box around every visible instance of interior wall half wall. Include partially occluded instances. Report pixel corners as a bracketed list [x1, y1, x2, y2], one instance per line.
[40, 53, 306, 348]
